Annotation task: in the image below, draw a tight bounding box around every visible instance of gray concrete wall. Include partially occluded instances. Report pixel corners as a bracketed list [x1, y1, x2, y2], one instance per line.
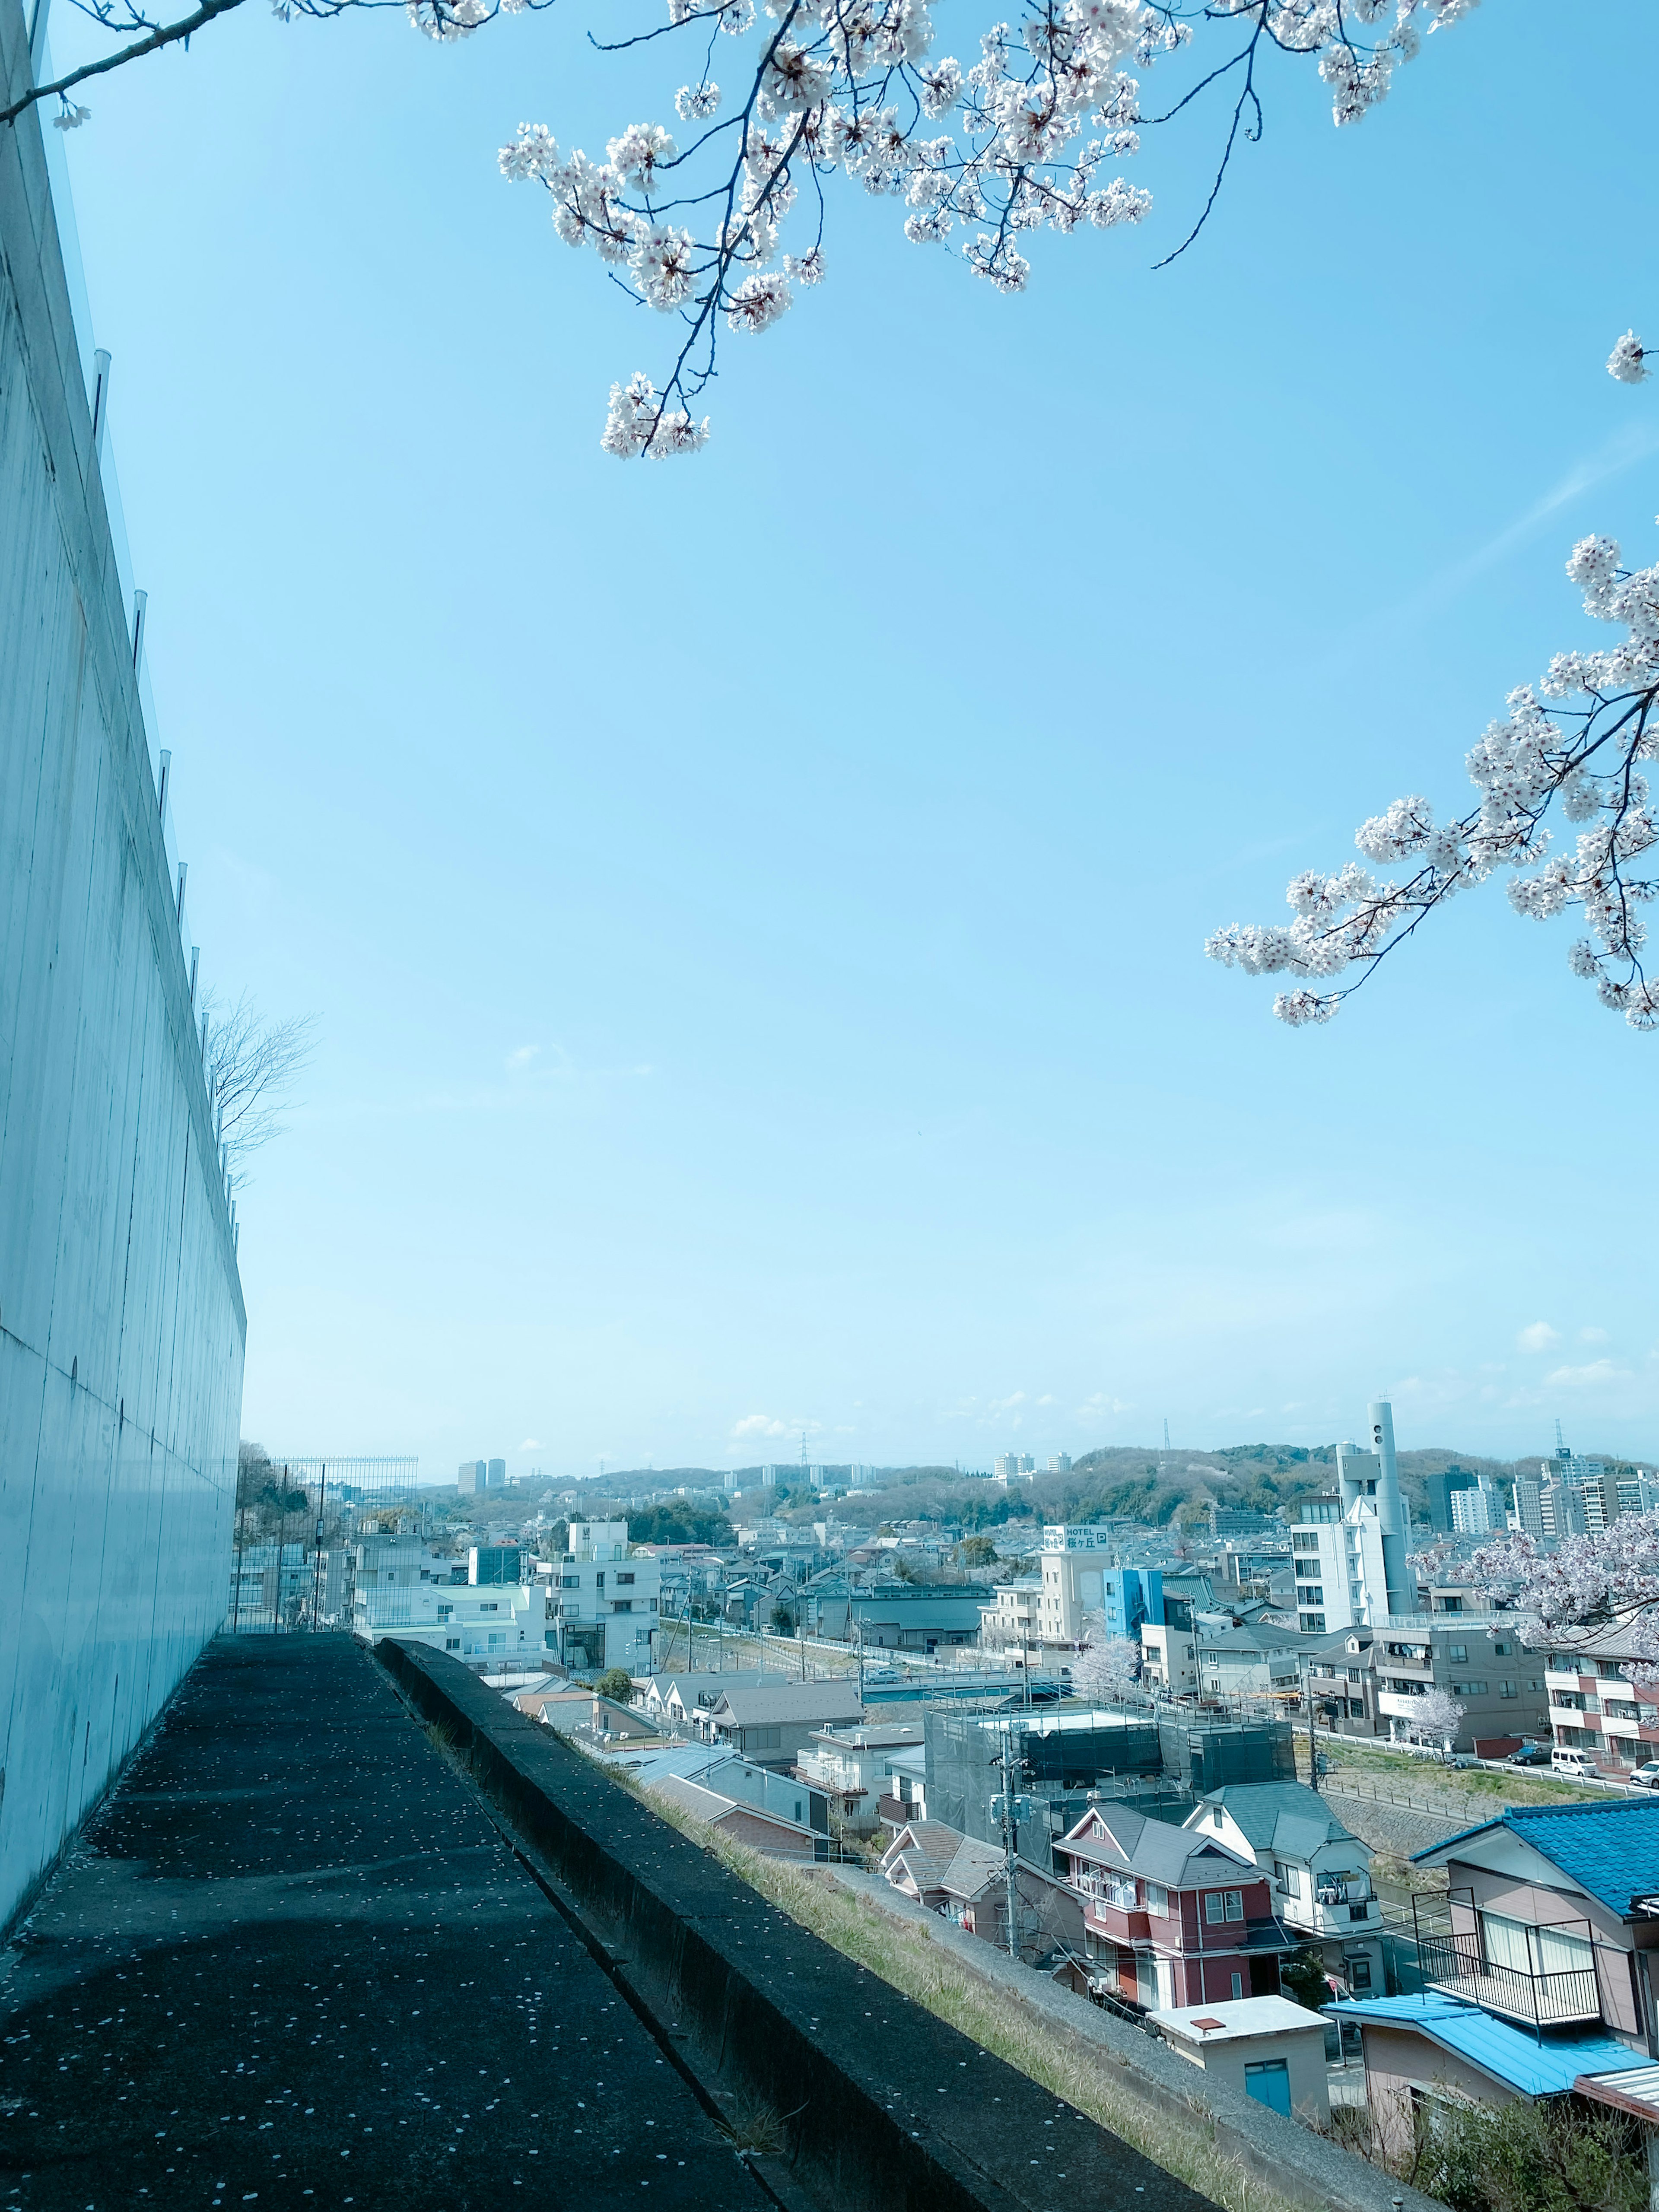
[0, 0, 246, 1930]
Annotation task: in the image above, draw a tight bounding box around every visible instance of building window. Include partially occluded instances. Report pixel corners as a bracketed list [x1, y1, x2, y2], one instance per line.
[1349, 1954, 1373, 1989]
[1274, 1862, 1303, 1899]
[445, 1637, 461, 1651]
[1446, 1644, 1467, 1663]
[1300, 1614, 1325, 1633]
[1297, 1586, 1325, 1606]
[613, 1599, 633, 1613]
[479, 1602, 499, 1614]
[1145, 1882, 1168, 1915]
[617, 1572, 636, 1586]
[1451, 1681, 1487, 1697]
[1205, 1890, 1244, 1923]
[560, 1576, 579, 1589]
[1231, 1972, 1245, 2001]
[1500, 1681, 1517, 1698]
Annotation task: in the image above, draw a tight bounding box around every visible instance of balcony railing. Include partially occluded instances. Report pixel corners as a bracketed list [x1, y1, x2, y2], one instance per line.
[1416, 1929, 1601, 2027]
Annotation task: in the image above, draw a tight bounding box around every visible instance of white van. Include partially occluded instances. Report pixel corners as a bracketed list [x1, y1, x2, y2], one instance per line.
[1552, 1746, 1597, 1778]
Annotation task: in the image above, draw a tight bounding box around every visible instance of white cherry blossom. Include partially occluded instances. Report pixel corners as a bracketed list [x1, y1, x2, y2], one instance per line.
[1211, 337, 1659, 1027]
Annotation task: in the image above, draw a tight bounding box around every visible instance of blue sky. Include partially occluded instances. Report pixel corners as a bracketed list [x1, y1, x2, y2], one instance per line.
[50, 0, 1659, 1478]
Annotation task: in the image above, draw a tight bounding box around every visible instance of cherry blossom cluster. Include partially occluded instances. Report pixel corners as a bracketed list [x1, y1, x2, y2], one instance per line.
[1405, 1684, 1464, 1746]
[1209, 341, 1659, 1027]
[1071, 1630, 1141, 1701]
[492, 0, 1476, 456]
[1471, 1514, 1659, 1694]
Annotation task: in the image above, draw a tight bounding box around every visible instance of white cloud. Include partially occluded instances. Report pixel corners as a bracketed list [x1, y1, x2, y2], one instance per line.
[518, 1437, 542, 1451]
[1075, 1392, 1129, 1422]
[1517, 1322, 1561, 1354]
[1580, 1327, 1609, 1345]
[505, 1044, 540, 1070]
[1037, 1394, 1056, 1407]
[1544, 1359, 1634, 1388]
[732, 1413, 791, 1440]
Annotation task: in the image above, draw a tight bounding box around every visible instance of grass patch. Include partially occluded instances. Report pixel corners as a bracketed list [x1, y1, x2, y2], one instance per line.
[1303, 1739, 1602, 1812]
[610, 1764, 1309, 2212]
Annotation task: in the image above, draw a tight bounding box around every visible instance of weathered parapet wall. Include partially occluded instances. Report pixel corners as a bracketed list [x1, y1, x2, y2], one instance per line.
[0, 0, 246, 1930]
[375, 1637, 1229, 2212]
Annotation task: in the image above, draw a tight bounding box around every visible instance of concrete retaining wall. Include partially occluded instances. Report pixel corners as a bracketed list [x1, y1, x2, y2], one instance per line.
[1319, 1789, 1467, 1861]
[0, 0, 245, 1931]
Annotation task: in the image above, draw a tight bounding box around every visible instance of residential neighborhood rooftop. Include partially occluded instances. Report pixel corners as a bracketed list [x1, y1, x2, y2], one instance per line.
[1192, 1782, 1360, 1859]
[1062, 1805, 1256, 1886]
[1413, 1796, 1659, 1914]
[1325, 1992, 1638, 2097]
[1149, 1996, 1328, 2043]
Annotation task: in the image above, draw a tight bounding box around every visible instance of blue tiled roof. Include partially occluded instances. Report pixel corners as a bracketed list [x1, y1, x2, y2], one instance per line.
[1326, 1993, 1638, 2096]
[1411, 1797, 1659, 1914]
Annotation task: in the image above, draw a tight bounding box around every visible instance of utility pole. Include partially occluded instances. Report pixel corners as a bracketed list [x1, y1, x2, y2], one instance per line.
[310, 1463, 327, 1631]
[1308, 1670, 1320, 1793]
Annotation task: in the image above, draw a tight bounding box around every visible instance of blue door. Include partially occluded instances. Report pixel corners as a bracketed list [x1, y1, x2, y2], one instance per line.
[1244, 2059, 1291, 2117]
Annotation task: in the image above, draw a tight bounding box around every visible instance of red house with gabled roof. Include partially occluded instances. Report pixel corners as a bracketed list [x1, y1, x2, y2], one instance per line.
[1053, 1802, 1298, 2014]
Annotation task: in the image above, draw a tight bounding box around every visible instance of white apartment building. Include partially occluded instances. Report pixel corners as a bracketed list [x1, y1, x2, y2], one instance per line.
[1289, 1400, 1412, 1634]
[547, 1520, 662, 1672]
[981, 1576, 1042, 1647]
[1034, 1525, 1116, 1644]
[1449, 1477, 1503, 1536]
[352, 1535, 554, 1665]
[1140, 1617, 1198, 1695]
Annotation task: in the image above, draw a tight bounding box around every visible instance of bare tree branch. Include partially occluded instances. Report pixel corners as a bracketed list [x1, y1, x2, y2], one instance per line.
[1, 0, 248, 128]
[199, 988, 319, 1190]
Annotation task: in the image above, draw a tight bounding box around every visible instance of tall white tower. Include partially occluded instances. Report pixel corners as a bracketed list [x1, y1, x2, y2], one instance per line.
[1369, 1398, 1412, 1617]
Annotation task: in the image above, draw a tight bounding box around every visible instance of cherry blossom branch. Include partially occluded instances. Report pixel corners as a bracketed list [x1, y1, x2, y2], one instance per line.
[500, 0, 1475, 454]
[1208, 331, 1659, 1027]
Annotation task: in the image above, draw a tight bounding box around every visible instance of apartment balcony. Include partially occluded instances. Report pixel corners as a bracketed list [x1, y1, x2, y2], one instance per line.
[1416, 1929, 1602, 2028]
[1285, 1895, 1381, 1938]
[1081, 1897, 1151, 1942]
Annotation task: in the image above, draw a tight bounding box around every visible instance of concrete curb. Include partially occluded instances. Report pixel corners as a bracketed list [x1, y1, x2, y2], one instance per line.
[812, 1866, 1444, 2212]
[375, 1636, 1226, 2212]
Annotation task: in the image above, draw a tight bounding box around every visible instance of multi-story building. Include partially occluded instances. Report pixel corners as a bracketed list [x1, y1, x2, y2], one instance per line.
[1287, 1398, 1412, 1633]
[1183, 1783, 1384, 1994]
[1139, 1615, 1197, 1695]
[1033, 1526, 1115, 1644]
[1053, 1804, 1297, 2012]
[1364, 1618, 1548, 1752]
[982, 1575, 1042, 1647]
[1193, 1624, 1306, 1701]
[1426, 1466, 1478, 1532]
[548, 1520, 662, 1672]
[1545, 1620, 1659, 1772]
[795, 1720, 926, 1828]
[994, 1453, 1036, 1484]
[1449, 1477, 1503, 1536]
[352, 1536, 554, 1664]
